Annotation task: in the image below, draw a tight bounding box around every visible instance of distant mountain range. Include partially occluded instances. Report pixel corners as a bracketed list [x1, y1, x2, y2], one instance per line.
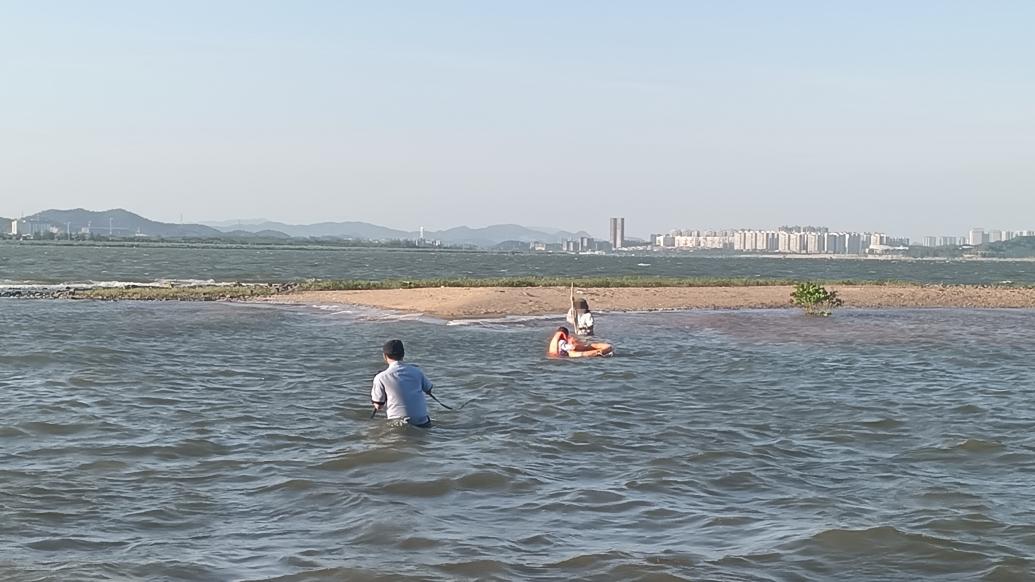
[200, 219, 593, 247]
[13, 208, 222, 238]
[5, 208, 595, 248]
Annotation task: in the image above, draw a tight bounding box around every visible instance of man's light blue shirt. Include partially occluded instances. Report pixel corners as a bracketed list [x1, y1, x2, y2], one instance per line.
[371, 361, 433, 424]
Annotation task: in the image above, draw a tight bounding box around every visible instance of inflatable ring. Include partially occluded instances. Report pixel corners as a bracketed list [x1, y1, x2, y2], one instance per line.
[566, 342, 614, 358]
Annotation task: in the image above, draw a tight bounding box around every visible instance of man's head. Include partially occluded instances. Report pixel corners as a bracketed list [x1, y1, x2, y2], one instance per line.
[556, 326, 570, 336]
[383, 339, 405, 361]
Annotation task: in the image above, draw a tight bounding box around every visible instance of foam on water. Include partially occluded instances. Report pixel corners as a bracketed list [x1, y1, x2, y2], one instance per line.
[0, 278, 239, 291]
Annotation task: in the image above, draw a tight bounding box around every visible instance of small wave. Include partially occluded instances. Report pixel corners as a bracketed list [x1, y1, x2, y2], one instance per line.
[857, 418, 905, 429]
[956, 438, 1005, 452]
[17, 421, 91, 436]
[25, 537, 127, 551]
[434, 559, 513, 579]
[314, 448, 413, 471]
[116, 439, 233, 460]
[380, 478, 457, 498]
[122, 507, 202, 529]
[446, 313, 557, 326]
[0, 278, 241, 292]
[454, 470, 511, 490]
[0, 425, 29, 437]
[305, 303, 446, 324]
[546, 550, 636, 569]
[790, 525, 991, 565]
[240, 566, 411, 581]
[899, 439, 1007, 459]
[250, 478, 317, 494]
[77, 459, 129, 472]
[396, 536, 440, 551]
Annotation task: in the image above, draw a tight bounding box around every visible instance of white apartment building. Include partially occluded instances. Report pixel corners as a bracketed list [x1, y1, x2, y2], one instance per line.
[656, 227, 890, 255]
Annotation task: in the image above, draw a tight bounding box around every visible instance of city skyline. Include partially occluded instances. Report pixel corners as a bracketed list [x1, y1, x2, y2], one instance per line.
[7, 204, 1035, 248]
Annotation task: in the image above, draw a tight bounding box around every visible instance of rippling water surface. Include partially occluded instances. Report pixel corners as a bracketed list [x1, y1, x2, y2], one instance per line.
[3, 243, 1035, 284]
[3, 300, 1035, 581]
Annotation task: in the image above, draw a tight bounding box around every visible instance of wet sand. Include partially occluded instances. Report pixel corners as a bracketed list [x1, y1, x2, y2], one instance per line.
[262, 285, 1035, 318]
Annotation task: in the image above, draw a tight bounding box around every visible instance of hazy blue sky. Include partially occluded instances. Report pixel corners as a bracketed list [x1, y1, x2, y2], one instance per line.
[1, 1, 1032, 239]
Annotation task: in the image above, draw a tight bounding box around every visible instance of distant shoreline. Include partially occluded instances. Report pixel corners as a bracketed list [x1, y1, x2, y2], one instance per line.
[5, 240, 1035, 261]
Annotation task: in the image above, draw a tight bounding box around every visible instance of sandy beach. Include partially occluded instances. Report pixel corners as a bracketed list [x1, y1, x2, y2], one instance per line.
[263, 285, 1035, 318]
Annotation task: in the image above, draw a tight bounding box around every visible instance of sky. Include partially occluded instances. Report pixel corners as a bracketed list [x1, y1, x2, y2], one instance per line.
[1, 1, 1033, 240]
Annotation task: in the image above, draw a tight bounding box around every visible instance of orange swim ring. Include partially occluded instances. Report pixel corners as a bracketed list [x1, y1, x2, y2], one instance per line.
[565, 342, 614, 358]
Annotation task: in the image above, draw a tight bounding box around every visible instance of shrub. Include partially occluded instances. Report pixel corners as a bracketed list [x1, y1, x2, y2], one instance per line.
[790, 282, 843, 316]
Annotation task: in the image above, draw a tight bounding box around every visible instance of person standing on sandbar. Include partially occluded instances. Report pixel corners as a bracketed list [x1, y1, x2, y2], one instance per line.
[566, 283, 595, 336]
[371, 339, 434, 427]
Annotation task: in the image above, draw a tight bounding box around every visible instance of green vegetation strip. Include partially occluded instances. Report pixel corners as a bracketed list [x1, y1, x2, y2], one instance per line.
[295, 276, 912, 290]
[74, 285, 279, 301]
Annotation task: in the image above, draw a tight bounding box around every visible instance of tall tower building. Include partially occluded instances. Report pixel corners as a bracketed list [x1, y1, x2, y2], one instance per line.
[609, 217, 625, 249]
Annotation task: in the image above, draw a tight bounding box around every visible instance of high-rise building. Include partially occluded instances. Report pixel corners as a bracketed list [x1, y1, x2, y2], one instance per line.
[9, 219, 18, 236]
[922, 236, 938, 247]
[845, 233, 863, 254]
[609, 217, 625, 249]
[968, 228, 984, 246]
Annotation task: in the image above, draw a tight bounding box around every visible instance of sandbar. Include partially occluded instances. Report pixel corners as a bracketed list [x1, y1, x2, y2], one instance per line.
[262, 285, 1035, 318]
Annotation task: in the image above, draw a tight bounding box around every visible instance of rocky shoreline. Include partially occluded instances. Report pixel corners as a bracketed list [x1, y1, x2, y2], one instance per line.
[0, 283, 298, 301]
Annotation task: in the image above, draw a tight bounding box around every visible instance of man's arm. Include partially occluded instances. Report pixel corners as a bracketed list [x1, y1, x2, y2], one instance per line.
[421, 371, 433, 395]
[371, 377, 387, 410]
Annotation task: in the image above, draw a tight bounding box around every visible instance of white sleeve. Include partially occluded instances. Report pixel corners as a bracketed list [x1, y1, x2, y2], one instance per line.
[371, 377, 386, 404]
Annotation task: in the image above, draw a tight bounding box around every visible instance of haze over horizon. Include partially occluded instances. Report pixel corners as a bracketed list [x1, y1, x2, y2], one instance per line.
[2, 1, 1033, 240]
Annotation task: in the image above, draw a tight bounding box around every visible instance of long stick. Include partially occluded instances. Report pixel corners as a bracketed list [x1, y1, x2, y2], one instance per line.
[428, 392, 453, 410]
[570, 282, 577, 331]
[429, 392, 478, 411]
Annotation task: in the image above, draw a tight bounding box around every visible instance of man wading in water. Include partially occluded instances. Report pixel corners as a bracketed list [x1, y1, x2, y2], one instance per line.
[371, 339, 434, 427]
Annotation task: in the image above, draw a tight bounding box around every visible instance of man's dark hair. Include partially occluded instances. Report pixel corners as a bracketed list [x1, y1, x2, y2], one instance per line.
[557, 326, 569, 335]
[383, 339, 405, 360]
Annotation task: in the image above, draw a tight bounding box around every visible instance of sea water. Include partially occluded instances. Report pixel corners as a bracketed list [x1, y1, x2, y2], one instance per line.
[3, 243, 1035, 285]
[2, 299, 1034, 581]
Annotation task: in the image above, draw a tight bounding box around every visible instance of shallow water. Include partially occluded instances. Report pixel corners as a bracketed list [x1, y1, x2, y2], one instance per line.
[3, 243, 1035, 284]
[2, 300, 1034, 580]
